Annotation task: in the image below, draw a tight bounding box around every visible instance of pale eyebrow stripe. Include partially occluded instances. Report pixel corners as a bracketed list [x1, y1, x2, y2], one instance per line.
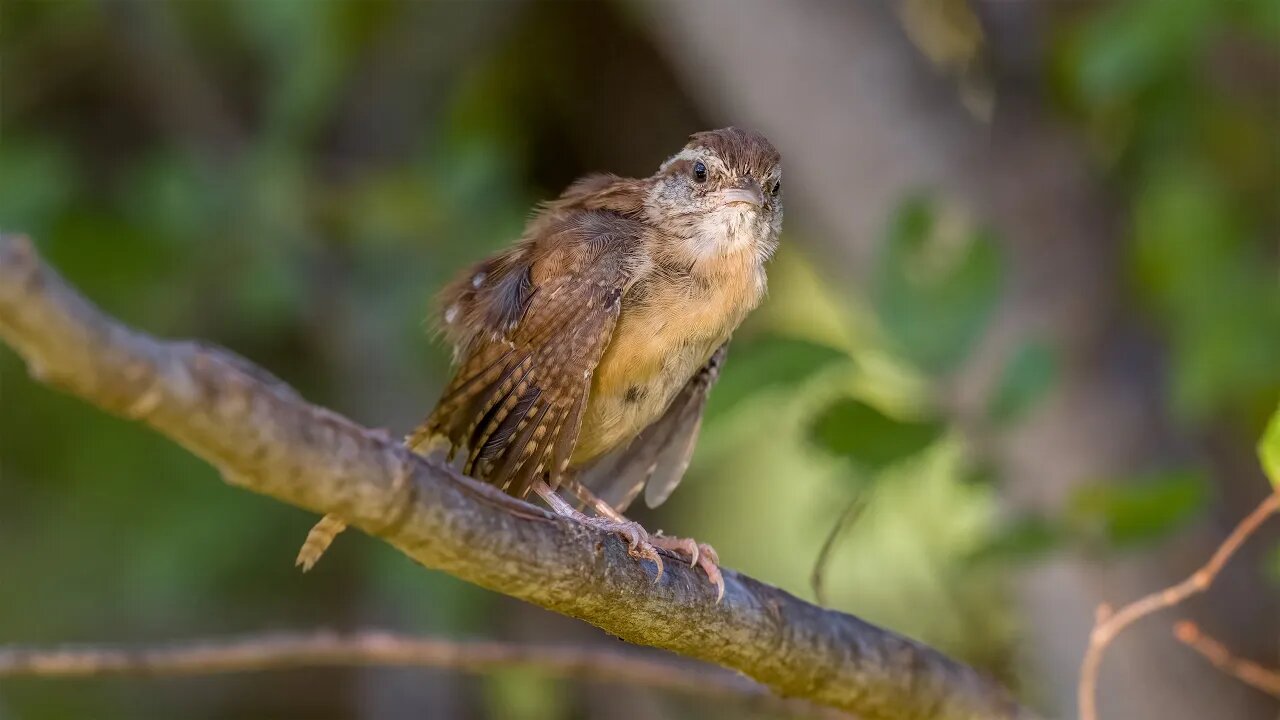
[659, 147, 729, 176]
[659, 148, 704, 172]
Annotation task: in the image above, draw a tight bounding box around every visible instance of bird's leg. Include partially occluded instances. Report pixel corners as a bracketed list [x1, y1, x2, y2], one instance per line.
[532, 480, 665, 581]
[296, 432, 450, 571]
[560, 480, 724, 602]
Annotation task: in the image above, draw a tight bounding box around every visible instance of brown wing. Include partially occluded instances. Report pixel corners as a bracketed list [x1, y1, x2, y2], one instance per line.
[578, 343, 728, 512]
[411, 210, 643, 499]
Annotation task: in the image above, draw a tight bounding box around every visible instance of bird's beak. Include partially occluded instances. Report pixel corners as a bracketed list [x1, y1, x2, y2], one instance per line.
[719, 176, 765, 208]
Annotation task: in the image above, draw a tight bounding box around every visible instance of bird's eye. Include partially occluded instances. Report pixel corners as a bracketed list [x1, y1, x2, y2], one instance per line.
[771, 180, 781, 196]
[692, 161, 707, 183]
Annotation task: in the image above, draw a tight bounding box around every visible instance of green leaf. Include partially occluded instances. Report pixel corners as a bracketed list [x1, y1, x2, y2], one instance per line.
[1073, 0, 1214, 104]
[809, 398, 946, 472]
[704, 336, 848, 421]
[874, 196, 1003, 375]
[1067, 470, 1209, 548]
[1260, 403, 1280, 489]
[987, 341, 1058, 425]
[967, 513, 1065, 566]
[1130, 166, 1280, 421]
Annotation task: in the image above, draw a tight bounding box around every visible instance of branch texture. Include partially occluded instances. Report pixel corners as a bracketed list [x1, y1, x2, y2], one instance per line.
[0, 234, 1030, 720]
[0, 630, 849, 719]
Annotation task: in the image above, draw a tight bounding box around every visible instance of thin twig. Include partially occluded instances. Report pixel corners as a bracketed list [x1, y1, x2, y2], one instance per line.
[1172, 621, 1280, 698]
[0, 234, 1033, 720]
[810, 491, 870, 607]
[1078, 491, 1280, 720]
[0, 630, 847, 719]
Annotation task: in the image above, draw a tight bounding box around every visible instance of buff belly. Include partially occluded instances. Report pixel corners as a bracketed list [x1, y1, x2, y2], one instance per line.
[570, 254, 762, 465]
[571, 307, 721, 464]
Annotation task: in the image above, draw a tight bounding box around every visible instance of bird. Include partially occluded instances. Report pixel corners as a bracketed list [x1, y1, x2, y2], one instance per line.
[296, 127, 783, 600]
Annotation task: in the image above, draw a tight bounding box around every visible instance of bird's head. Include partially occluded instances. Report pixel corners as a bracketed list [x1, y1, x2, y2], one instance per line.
[646, 127, 783, 262]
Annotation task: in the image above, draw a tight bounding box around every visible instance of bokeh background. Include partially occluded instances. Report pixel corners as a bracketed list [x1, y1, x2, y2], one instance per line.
[1, 1, 1277, 719]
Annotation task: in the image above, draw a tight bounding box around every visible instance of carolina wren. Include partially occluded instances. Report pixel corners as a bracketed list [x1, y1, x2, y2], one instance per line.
[298, 128, 783, 599]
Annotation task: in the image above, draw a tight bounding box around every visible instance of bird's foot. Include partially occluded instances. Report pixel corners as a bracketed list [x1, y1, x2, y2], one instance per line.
[577, 515, 665, 580]
[532, 480, 722, 601]
[651, 532, 724, 602]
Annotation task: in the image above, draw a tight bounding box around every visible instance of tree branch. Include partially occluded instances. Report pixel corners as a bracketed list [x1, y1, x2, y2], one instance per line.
[1171, 622, 1280, 698]
[1078, 491, 1280, 720]
[0, 234, 1030, 720]
[0, 630, 848, 719]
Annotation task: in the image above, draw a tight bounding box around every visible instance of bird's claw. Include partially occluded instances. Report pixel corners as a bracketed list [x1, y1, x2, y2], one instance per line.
[581, 516, 664, 581]
[653, 531, 699, 567]
[571, 514, 723, 601]
[652, 532, 724, 602]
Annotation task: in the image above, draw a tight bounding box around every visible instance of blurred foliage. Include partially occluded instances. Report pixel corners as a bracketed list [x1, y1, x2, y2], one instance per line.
[975, 469, 1213, 566]
[0, 0, 1275, 718]
[966, 512, 1064, 567]
[1056, 0, 1280, 426]
[703, 336, 848, 423]
[0, 2, 691, 718]
[1261, 403, 1280, 489]
[986, 341, 1058, 428]
[1067, 469, 1211, 549]
[873, 196, 1004, 377]
[810, 399, 946, 474]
